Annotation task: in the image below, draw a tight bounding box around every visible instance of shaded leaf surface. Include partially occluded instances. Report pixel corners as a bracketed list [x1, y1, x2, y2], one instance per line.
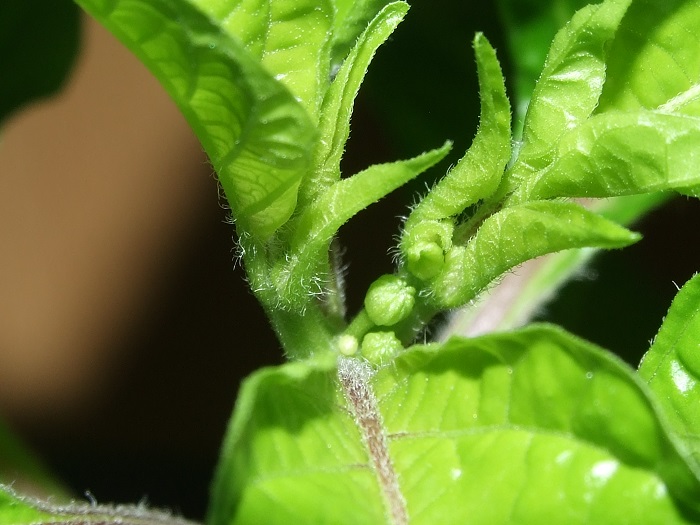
[209, 326, 700, 524]
[0, 0, 80, 125]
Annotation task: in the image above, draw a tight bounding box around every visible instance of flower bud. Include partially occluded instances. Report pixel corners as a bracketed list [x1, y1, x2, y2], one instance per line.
[364, 274, 415, 326]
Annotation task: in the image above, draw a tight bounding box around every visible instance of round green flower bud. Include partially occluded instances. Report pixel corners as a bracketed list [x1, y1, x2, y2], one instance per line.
[361, 331, 403, 366]
[364, 274, 416, 326]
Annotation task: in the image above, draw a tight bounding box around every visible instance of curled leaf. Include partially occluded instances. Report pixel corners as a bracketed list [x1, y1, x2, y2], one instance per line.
[430, 200, 640, 308]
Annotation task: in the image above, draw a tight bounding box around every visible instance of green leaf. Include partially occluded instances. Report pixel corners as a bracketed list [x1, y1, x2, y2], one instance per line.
[639, 273, 700, 468]
[330, 0, 395, 68]
[188, 0, 334, 120]
[441, 193, 671, 337]
[305, 1, 408, 206]
[75, 0, 317, 241]
[399, 33, 510, 283]
[505, 0, 631, 189]
[521, 111, 700, 200]
[495, 0, 592, 131]
[208, 326, 700, 524]
[271, 142, 451, 310]
[0, 0, 80, 125]
[404, 33, 511, 225]
[598, 0, 700, 115]
[430, 200, 640, 309]
[0, 487, 51, 525]
[0, 483, 197, 525]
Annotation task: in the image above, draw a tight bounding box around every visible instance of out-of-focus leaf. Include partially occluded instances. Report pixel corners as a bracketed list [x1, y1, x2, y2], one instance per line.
[0, 0, 80, 125]
[208, 326, 700, 524]
[0, 421, 65, 498]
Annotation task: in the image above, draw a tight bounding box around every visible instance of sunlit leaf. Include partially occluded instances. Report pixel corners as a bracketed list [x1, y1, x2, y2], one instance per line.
[429, 200, 640, 308]
[208, 326, 700, 524]
[75, 0, 317, 240]
[639, 273, 700, 467]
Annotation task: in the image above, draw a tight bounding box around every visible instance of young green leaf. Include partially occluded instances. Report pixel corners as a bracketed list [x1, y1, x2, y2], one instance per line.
[495, 0, 592, 131]
[504, 0, 631, 191]
[639, 273, 700, 467]
[441, 193, 670, 337]
[75, 0, 317, 241]
[400, 32, 510, 283]
[188, 0, 334, 121]
[305, 1, 409, 207]
[208, 326, 700, 524]
[429, 200, 640, 308]
[520, 111, 700, 200]
[404, 33, 510, 226]
[271, 142, 451, 310]
[330, 0, 395, 68]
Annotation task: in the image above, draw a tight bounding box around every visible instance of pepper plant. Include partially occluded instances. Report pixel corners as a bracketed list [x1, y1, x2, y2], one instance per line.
[3, 0, 700, 523]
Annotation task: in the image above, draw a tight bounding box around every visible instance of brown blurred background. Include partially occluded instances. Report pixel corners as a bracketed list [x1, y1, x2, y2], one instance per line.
[0, 14, 284, 518]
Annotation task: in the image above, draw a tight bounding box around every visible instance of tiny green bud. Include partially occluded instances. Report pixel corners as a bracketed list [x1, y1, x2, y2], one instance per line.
[335, 334, 359, 356]
[402, 220, 453, 281]
[364, 274, 415, 326]
[406, 241, 444, 280]
[361, 331, 404, 366]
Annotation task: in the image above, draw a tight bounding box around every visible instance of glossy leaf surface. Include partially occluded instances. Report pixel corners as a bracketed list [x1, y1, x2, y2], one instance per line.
[505, 0, 631, 192]
[640, 273, 700, 467]
[496, 0, 592, 129]
[598, 0, 700, 114]
[208, 326, 700, 524]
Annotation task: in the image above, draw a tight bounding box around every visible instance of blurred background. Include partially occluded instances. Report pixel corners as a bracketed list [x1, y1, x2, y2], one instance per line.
[1, 0, 700, 521]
